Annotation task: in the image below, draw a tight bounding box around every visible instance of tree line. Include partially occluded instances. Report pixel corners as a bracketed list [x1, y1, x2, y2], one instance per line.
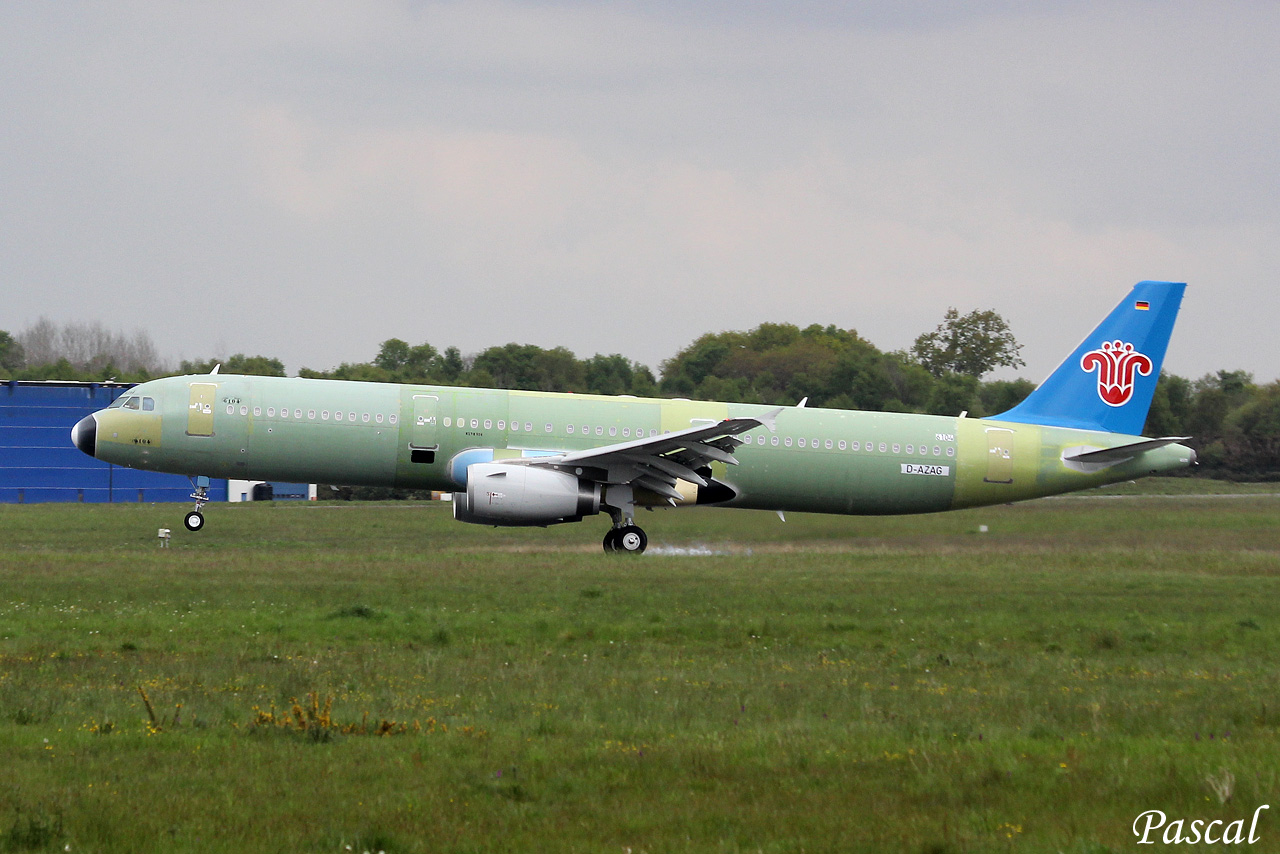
[3, 313, 1277, 480]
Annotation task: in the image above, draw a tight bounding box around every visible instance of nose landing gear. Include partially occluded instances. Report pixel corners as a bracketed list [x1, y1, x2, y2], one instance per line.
[184, 477, 210, 532]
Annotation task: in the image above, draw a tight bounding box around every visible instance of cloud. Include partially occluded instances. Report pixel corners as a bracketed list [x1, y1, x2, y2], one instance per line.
[1, 1, 1276, 380]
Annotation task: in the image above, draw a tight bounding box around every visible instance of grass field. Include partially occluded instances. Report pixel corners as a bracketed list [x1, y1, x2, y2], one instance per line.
[1, 482, 1279, 852]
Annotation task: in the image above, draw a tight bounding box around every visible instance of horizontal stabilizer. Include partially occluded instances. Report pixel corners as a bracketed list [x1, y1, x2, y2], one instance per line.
[1063, 437, 1191, 465]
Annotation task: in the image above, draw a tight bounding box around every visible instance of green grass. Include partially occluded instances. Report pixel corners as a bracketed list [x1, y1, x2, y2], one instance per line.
[1, 492, 1279, 852]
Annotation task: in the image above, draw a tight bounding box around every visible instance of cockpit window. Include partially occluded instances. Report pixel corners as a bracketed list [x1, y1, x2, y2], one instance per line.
[122, 397, 141, 410]
[108, 397, 126, 408]
[143, 397, 155, 411]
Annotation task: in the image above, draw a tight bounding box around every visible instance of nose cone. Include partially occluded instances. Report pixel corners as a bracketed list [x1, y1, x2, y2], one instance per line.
[71, 414, 98, 458]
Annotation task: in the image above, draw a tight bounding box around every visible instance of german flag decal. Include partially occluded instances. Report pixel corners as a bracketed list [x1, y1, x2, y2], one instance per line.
[1134, 300, 1150, 310]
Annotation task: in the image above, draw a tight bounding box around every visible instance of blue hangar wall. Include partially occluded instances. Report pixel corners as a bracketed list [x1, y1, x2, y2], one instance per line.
[0, 381, 228, 504]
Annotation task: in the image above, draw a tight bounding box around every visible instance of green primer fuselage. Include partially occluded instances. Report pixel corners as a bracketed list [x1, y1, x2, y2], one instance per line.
[91, 374, 1194, 515]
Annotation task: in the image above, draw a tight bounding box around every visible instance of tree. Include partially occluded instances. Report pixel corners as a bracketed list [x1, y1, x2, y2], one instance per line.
[1220, 381, 1280, 479]
[911, 308, 1024, 379]
[471, 344, 586, 392]
[180, 354, 286, 377]
[978, 378, 1037, 418]
[1144, 372, 1192, 437]
[374, 338, 412, 374]
[17, 318, 163, 375]
[0, 331, 24, 374]
[925, 372, 980, 416]
[439, 347, 465, 383]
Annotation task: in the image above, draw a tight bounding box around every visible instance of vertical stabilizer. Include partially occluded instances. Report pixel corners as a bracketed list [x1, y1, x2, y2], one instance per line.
[992, 281, 1185, 435]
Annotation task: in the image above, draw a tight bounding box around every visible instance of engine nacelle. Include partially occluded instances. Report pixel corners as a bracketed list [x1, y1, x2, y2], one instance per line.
[452, 463, 601, 527]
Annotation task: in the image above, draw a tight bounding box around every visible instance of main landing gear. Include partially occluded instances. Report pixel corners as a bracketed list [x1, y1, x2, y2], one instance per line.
[603, 525, 647, 555]
[601, 484, 647, 554]
[184, 477, 210, 532]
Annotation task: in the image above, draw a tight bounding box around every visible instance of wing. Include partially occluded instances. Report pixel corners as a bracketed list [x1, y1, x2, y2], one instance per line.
[515, 407, 783, 503]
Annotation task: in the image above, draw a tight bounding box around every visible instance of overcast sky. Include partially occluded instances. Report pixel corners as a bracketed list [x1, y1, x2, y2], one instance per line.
[2, 1, 1277, 384]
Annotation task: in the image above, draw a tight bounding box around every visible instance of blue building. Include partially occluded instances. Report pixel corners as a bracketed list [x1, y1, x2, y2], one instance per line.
[0, 380, 228, 504]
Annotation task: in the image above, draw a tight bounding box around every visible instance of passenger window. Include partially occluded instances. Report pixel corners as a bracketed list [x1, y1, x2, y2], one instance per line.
[525, 422, 533, 432]
[595, 426, 603, 436]
[838, 440, 847, 450]
[785, 437, 793, 447]
[798, 438, 806, 448]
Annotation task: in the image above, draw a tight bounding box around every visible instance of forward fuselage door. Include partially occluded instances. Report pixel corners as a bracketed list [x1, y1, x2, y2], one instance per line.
[411, 394, 439, 450]
[984, 427, 1014, 484]
[187, 383, 217, 437]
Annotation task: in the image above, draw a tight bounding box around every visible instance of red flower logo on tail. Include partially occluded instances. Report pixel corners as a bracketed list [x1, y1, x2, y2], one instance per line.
[1081, 341, 1153, 406]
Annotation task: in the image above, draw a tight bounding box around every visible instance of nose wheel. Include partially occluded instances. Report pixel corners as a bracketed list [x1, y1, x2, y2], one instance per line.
[183, 510, 205, 532]
[603, 525, 647, 554]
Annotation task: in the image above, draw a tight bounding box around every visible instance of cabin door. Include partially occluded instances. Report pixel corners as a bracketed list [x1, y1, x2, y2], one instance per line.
[411, 395, 439, 450]
[187, 383, 216, 437]
[984, 427, 1014, 484]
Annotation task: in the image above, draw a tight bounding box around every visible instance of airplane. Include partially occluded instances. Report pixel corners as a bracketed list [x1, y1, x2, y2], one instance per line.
[71, 281, 1195, 553]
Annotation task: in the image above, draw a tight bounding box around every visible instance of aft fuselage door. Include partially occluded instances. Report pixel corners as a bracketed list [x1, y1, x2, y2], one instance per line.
[187, 383, 217, 437]
[984, 427, 1014, 484]
[411, 395, 439, 450]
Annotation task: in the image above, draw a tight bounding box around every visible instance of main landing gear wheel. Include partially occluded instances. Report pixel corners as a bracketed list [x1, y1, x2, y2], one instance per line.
[183, 511, 205, 532]
[603, 525, 647, 555]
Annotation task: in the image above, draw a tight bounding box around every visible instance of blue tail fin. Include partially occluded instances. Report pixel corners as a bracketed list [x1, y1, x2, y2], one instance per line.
[992, 281, 1185, 435]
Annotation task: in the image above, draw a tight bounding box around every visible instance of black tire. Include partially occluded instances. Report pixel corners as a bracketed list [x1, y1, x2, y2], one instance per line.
[615, 525, 647, 554]
[183, 511, 205, 532]
[602, 529, 620, 553]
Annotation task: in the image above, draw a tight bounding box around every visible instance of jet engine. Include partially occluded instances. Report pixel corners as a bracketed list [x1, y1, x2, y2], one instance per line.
[452, 463, 601, 527]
